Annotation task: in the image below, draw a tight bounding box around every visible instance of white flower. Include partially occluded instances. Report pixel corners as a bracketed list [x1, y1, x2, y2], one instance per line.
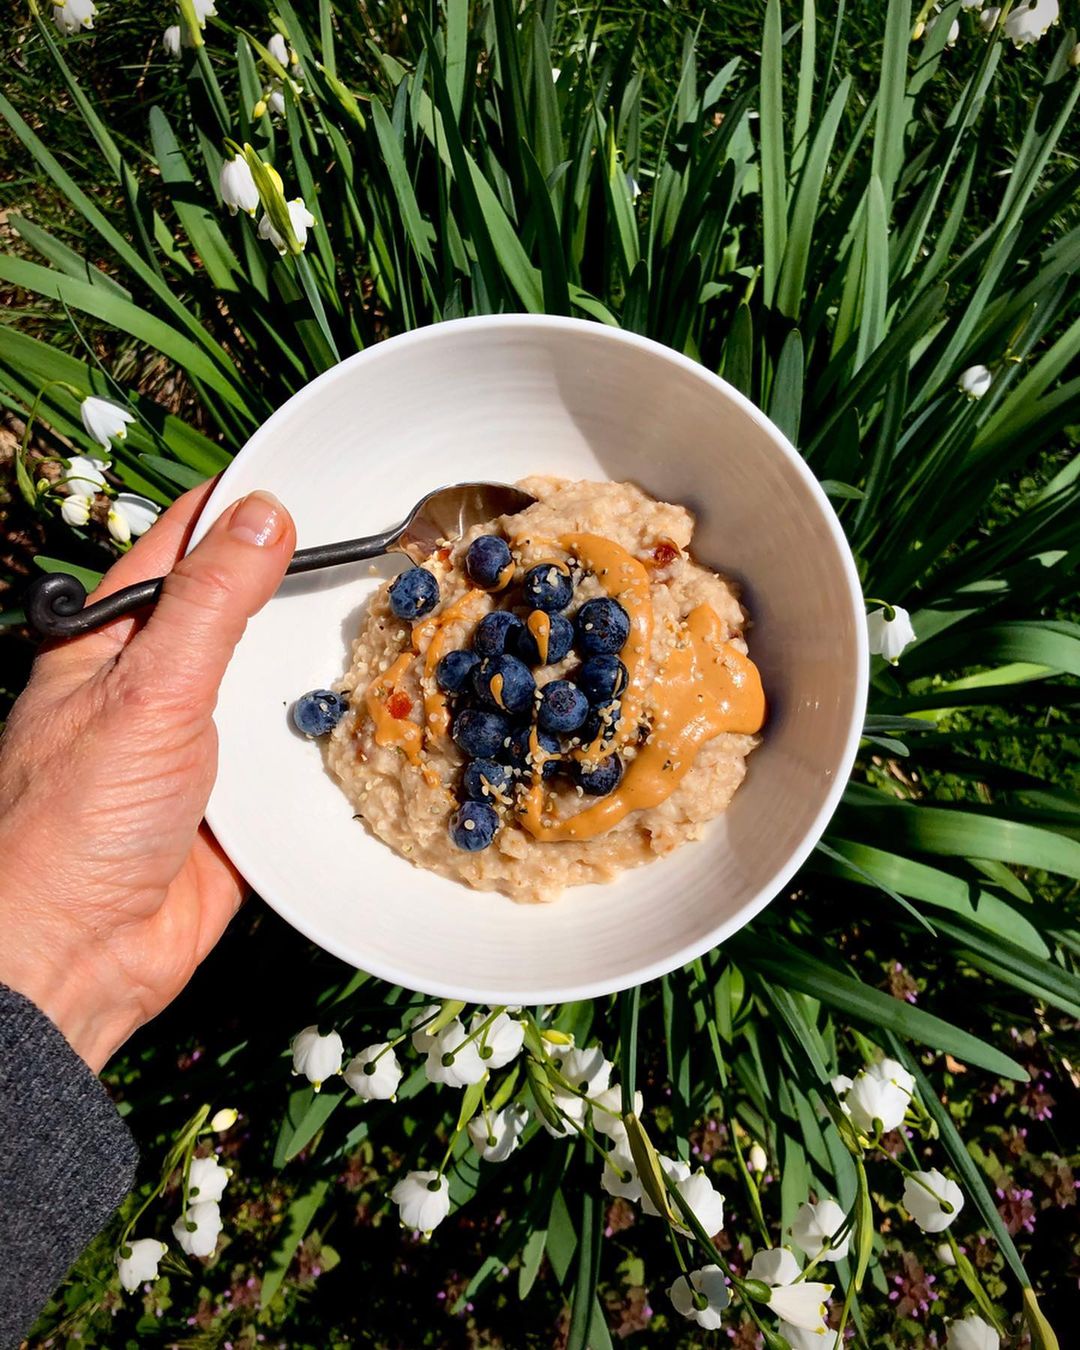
[290, 1025, 343, 1090]
[668, 1264, 730, 1330]
[903, 1168, 965, 1233]
[258, 197, 315, 254]
[638, 1156, 724, 1234]
[344, 1043, 403, 1101]
[187, 1155, 231, 1204]
[192, 0, 217, 25]
[601, 1148, 643, 1202]
[390, 1170, 450, 1234]
[959, 363, 992, 398]
[641, 1155, 691, 1217]
[865, 1057, 916, 1096]
[424, 1019, 486, 1088]
[467, 1103, 528, 1162]
[172, 1200, 222, 1257]
[1004, 0, 1059, 46]
[948, 1314, 1000, 1350]
[866, 605, 917, 663]
[671, 1169, 726, 1237]
[748, 1142, 769, 1173]
[80, 396, 135, 450]
[551, 66, 561, 82]
[162, 25, 182, 56]
[61, 492, 93, 527]
[781, 1325, 841, 1350]
[961, 0, 984, 8]
[936, 1241, 957, 1266]
[980, 6, 1001, 30]
[845, 1067, 910, 1134]
[473, 1010, 524, 1070]
[60, 454, 109, 495]
[210, 1107, 238, 1133]
[591, 1084, 642, 1145]
[268, 87, 287, 117]
[554, 1045, 613, 1097]
[219, 155, 259, 216]
[767, 1281, 834, 1332]
[107, 493, 160, 544]
[116, 1237, 167, 1292]
[791, 1198, 851, 1262]
[53, 0, 96, 35]
[831, 1073, 854, 1098]
[268, 32, 289, 64]
[749, 1247, 802, 1287]
[406, 1003, 441, 1052]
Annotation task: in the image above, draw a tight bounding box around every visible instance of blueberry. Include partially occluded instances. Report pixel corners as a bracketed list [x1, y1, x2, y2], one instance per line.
[465, 535, 514, 590]
[522, 561, 574, 613]
[462, 758, 514, 801]
[582, 700, 621, 748]
[537, 679, 589, 734]
[575, 597, 631, 655]
[436, 649, 480, 695]
[389, 566, 440, 620]
[449, 800, 500, 851]
[452, 706, 513, 759]
[292, 689, 349, 737]
[578, 754, 624, 796]
[515, 612, 574, 666]
[503, 724, 561, 779]
[579, 655, 629, 704]
[473, 610, 524, 658]
[472, 654, 536, 716]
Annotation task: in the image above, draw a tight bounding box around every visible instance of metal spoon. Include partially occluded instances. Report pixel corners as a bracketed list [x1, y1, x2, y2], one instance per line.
[25, 481, 537, 639]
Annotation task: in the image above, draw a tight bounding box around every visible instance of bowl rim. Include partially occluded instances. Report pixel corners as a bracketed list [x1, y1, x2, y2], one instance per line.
[194, 313, 868, 1000]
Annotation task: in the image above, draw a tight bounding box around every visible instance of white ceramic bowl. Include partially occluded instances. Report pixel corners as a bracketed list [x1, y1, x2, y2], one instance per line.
[191, 316, 866, 1002]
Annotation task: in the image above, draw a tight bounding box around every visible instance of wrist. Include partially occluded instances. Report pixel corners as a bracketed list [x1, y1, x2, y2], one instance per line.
[0, 938, 137, 1074]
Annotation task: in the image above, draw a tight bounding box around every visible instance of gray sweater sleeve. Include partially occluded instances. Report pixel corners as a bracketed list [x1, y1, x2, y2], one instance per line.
[0, 984, 138, 1350]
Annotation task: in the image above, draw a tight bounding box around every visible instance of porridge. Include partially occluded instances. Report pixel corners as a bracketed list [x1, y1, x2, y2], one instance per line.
[297, 478, 765, 903]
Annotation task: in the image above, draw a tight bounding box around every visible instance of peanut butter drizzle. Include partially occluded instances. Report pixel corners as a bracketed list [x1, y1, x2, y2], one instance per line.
[559, 533, 653, 759]
[526, 610, 551, 664]
[415, 590, 489, 739]
[366, 653, 424, 769]
[520, 604, 764, 842]
[490, 672, 506, 709]
[364, 590, 488, 787]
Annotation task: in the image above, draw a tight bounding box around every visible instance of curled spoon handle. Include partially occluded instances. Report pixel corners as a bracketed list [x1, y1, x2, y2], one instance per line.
[23, 523, 403, 639]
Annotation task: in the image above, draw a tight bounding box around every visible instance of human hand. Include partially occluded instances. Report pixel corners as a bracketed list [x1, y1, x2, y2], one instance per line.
[0, 484, 296, 1072]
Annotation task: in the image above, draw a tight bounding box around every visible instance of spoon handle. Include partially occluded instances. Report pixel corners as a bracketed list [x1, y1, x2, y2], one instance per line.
[24, 523, 405, 639]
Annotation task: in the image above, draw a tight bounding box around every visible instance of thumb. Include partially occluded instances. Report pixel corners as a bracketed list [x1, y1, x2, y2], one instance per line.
[124, 490, 295, 707]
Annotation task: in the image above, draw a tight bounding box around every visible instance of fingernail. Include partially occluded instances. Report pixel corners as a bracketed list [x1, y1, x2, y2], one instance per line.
[227, 490, 286, 546]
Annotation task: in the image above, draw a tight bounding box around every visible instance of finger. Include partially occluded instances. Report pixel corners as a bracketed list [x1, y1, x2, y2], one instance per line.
[121, 490, 295, 715]
[34, 481, 220, 681]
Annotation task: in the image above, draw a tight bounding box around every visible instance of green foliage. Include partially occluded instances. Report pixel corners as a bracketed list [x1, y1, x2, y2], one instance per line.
[3, 0, 1079, 1345]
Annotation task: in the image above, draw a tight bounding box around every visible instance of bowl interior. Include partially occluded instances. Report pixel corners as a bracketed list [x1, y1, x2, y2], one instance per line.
[192, 317, 866, 1002]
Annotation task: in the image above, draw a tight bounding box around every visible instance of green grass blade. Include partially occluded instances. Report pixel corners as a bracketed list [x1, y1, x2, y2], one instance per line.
[759, 0, 788, 305]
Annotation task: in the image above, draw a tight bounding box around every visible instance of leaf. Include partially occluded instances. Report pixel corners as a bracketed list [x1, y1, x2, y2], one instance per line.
[544, 1188, 577, 1283]
[760, 0, 788, 305]
[618, 986, 641, 1116]
[566, 1187, 603, 1350]
[626, 1114, 676, 1222]
[733, 936, 1029, 1080]
[259, 1180, 330, 1308]
[1024, 1288, 1061, 1350]
[0, 256, 247, 411]
[138, 454, 208, 490]
[769, 330, 804, 444]
[272, 1087, 346, 1167]
[723, 303, 753, 397]
[34, 556, 104, 591]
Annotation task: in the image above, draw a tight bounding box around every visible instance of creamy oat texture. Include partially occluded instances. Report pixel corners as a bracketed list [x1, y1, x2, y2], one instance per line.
[325, 478, 762, 903]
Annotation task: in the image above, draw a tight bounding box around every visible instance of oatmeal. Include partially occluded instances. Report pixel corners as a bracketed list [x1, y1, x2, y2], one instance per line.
[319, 478, 765, 903]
